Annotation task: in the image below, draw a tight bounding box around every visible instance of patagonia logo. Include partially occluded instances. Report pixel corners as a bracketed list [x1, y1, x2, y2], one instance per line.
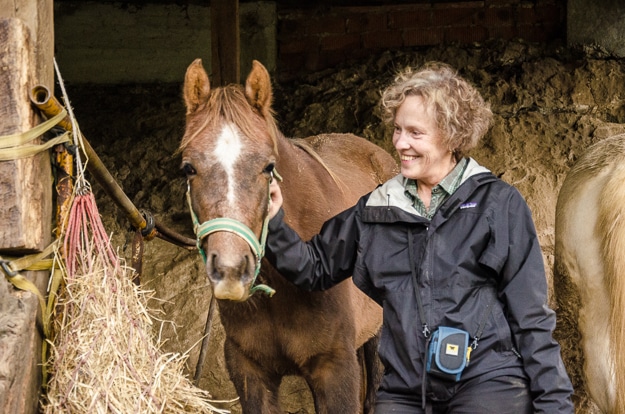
[460, 202, 477, 209]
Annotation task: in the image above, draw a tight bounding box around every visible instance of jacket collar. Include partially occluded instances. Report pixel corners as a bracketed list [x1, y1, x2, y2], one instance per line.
[363, 158, 496, 223]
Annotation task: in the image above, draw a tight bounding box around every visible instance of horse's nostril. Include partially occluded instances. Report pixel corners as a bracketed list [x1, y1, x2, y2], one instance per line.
[232, 253, 254, 282]
[207, 252, 223, 281]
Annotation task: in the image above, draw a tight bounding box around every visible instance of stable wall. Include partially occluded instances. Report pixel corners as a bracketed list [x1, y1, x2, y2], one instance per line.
[55, 0, 567, 84]
[53, 0, 625, 84]
[277, 0, 565, 80]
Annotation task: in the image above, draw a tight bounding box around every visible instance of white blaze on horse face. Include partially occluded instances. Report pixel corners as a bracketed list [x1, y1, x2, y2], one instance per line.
[214, 123, 243, 211]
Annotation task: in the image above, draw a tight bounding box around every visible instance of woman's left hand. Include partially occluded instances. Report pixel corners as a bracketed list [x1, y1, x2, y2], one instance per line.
[268, 178, 283, 219]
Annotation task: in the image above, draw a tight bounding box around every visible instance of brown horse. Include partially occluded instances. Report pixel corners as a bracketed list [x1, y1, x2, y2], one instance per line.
[179, 59, 398, 414]
[554, 134, 625, 414]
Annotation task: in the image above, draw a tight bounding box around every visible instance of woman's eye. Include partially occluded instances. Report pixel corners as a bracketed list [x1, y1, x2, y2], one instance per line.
[182, 163, 197, 176]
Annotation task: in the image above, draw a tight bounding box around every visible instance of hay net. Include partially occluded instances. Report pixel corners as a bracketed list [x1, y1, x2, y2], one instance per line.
[41, 60, 230, 414]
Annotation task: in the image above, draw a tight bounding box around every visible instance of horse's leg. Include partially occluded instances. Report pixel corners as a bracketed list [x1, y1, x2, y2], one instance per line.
[223, 339, 282, 414]
[361, 333, 382, 414]
[304, 349, 361, 414]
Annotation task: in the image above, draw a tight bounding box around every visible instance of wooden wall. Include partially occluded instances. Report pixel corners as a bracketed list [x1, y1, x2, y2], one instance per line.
[0, 0, 54, 413]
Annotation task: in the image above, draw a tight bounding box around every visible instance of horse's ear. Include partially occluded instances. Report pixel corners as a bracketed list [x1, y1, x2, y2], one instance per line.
[245, 60, 273, 117]
[183, 58, 211, 114]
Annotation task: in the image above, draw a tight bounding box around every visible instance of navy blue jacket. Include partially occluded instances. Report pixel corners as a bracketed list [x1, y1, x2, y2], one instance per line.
[266, 158, 574, 413]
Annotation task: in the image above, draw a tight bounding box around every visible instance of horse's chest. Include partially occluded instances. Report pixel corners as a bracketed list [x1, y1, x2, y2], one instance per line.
[219, 304, 333, 364]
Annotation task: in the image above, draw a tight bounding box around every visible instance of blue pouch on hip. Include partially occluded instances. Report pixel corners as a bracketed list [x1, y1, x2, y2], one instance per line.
[426, 326, 470, 382]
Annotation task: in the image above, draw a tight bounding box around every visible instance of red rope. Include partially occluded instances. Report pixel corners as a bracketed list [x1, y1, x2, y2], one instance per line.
[64, 191, 119, 279]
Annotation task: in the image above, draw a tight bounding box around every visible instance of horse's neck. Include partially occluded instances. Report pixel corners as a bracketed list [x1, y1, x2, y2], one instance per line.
[275, 134, 339, 239]
[276, 133, 300, 164]
[275, 134, 305, 182]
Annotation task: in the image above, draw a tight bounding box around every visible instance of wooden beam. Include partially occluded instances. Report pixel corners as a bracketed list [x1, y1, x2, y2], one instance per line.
[211, 0, 240, 86]
[0, 1, 54, 413]
[0, 1, 53, 253]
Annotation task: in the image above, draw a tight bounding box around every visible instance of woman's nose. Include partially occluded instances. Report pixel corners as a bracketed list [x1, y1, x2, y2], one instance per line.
[394, 131, 409, 149]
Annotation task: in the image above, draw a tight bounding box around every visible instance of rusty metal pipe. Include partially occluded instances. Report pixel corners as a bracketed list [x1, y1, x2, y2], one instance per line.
[31, 86, 75, 239]
[30, 85, 147, 232]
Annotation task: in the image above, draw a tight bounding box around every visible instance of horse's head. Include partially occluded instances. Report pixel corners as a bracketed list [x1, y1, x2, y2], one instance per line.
[180, 59, 279, 302]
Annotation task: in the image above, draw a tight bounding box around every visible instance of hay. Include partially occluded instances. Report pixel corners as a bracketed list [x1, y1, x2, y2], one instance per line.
[42, 192, 231, 414]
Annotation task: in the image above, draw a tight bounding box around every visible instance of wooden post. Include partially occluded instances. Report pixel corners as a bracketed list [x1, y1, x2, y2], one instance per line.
[0, 0, 54, 413]
[211, 0, 240, 86]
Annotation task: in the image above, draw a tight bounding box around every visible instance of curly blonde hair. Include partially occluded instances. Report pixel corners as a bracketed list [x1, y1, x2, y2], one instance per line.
[380, 62, 492, 158]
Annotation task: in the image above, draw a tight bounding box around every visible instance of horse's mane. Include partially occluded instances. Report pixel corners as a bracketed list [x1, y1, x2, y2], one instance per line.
[291, 138, 347, 196]
[179, 85, 279, 155]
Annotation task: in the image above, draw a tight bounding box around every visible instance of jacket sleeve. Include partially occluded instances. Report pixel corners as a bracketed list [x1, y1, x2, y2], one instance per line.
[498, 188, 574, 413]
[265, 205, 361, 291]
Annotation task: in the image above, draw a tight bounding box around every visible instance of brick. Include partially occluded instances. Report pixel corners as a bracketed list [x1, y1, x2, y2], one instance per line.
[403, 27, 444, 46]
[304, 51, 324, 73]
[275, 1, 565, 80]
[280, 36, 320, 54]
[319, 48, 367, 68]
[320, 33, 361, 51]
[279, 52, 305, 69]
[304, 15, 346, 35]
[517, 5, 537, 25]
[515, 24, 547, 42]
[362, 30, 404, 50]
[278, 18, 301, 38]
[388, 10, 431, 29]
[518, 22, 564, 42]
[544, 21, 566, 39]
[485, 6, 514, 26]
[488, 25, 519, 40]
[534, 4, 564, 24]
[432, 7, 482, 27]
[484, 0, 522, 6]
[445, 25, 489, 43]
[346, 12, 387, 34]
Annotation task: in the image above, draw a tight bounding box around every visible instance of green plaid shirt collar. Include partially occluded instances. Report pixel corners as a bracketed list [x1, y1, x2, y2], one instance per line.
[404, 158, 468, 219]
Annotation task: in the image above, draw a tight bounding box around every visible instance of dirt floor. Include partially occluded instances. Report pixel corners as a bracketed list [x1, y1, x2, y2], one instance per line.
[63, 38, 625, 413]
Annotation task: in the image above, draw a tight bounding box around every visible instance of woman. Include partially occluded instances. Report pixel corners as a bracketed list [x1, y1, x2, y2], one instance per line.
[265, 62, 573, 413]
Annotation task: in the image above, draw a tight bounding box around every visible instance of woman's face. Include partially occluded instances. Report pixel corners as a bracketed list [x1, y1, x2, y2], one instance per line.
[392, 95, 454, 186]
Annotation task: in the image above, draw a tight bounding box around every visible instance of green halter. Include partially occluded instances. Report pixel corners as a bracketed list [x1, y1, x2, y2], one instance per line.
[186, 171, 281, 297]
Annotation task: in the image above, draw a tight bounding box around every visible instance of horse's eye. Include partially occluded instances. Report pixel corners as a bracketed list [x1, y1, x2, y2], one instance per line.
[263, 163, 275, 175]
[182, 163, 197, 176]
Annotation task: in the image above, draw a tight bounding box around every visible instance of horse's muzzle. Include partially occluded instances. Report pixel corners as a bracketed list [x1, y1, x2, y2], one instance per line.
[204, 245, 255, 302]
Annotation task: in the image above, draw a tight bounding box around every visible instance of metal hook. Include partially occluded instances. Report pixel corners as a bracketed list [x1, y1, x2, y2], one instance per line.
[0, 260, 17, 277]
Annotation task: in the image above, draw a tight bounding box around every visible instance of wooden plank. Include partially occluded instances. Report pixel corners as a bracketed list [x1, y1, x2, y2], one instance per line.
[211, 0, 240, 86]
[0, 1, 54, 412]
[0, 274, 42, 414]
[0, 0, 53, 253]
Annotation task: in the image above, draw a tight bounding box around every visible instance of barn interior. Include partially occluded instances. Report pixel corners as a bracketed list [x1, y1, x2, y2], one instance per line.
[2, 1, 625, 413]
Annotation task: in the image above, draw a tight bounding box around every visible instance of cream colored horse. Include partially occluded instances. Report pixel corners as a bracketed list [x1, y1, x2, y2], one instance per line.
[554, 134, 625, 413]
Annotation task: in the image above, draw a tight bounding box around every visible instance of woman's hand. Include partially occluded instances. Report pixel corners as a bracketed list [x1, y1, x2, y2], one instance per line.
[268, 178, 283, 219]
